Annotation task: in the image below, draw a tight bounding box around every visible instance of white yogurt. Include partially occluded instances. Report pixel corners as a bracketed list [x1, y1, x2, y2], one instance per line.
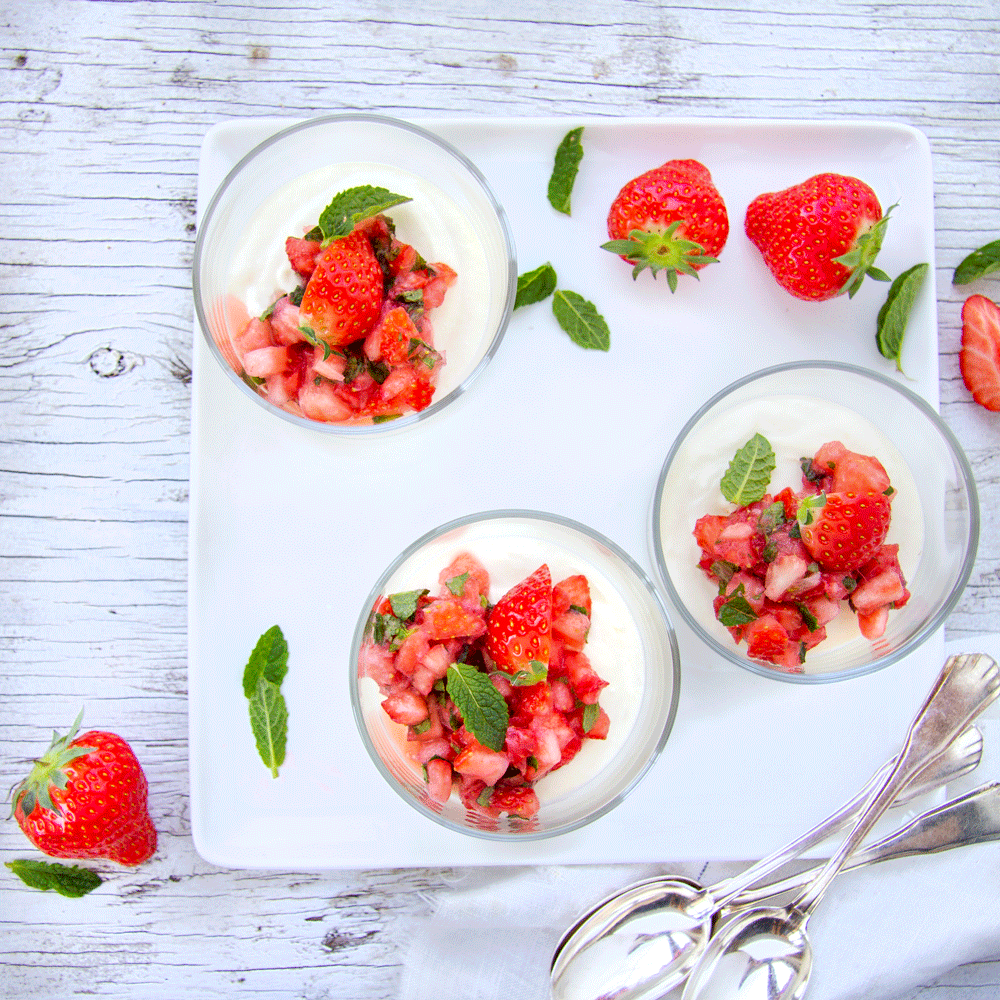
[361, 528, 649, 805]
[658, 395, 924, 658]
[227, 161, 493, 400]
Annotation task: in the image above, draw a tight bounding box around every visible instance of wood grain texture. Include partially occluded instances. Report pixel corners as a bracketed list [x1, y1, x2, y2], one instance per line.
[1, 2, 998, 997]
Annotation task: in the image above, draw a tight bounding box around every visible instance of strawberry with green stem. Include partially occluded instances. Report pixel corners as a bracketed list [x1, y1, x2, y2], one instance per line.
[10, 711, 156, 866]
[601, 158, 730, 291]
[486, 564, 552, 685]
[745, 173, 893, 301]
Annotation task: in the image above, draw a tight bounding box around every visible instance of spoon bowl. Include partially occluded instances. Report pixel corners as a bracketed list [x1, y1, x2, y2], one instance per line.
[550, 721, 984, 1000]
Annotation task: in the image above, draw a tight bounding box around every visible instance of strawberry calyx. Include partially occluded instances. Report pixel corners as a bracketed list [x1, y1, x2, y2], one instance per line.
[8, 710, 94, 819]
[601, 221, 719, 292]
[833, 202, 896, 298]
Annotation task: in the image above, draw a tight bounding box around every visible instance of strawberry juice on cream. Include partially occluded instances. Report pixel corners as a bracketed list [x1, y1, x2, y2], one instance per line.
[358, 533, 646, 807]
[658, 395, 924, 660]
[227, 161, 493, 403]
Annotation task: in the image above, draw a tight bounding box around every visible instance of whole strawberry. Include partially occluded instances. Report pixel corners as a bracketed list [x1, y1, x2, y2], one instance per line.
[798, 491, 892, 573]
[601, 158, 729, 291]
[299, 226, 385, 348]
[745, 173, 892, 301]
[959, 294, 1000, 412]
[10, 712, 157, 866]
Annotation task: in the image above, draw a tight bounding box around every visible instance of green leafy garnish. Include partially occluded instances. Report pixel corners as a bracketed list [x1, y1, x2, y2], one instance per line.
[243, 625, 289, 778]
[388, 589, 428, 622]
[833, 203, 895, 298]
[953, 238, 1000, 284]
[242, 624, 289, 699]
[717, 586, 758, 627]
[446, 661, 509, 752]
[876, 262, 928, 372]
[317, 185, 411, 242]
[552, 289, 611, 351]
[248, 676, 287, 779]
[547, 126, 584, 216]
[6, 859, 102, 898]
[720, 434, 776, 506]
[509, 661, 548, 687]
[446, 572, 470, 596]
[582, 702, 601, 734]
[797, 603, 819, 632]
[515, 262, 558, 310]
[796, 493, 827, 526]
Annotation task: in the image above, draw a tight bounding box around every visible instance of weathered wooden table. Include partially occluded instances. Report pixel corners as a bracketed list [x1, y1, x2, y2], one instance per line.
[2, 4, 998, 997]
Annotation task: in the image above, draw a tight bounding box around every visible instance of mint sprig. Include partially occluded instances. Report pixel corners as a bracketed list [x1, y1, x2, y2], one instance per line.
[953, 238, 1000, 285]
[243, 625, 289, 778]
[552, 289, 611, 351]
[6, 859, 102, 898]
[720, 433, 776, 506]
[317, 185, 411, 242]
[515, 262, 558, 310]
[876, 262, 928, 372]
[547, 126, 584, 216]
[446, 661, 508, 752]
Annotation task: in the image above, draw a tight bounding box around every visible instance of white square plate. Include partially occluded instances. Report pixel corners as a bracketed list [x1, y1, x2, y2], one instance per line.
[189, 116, 944, 868]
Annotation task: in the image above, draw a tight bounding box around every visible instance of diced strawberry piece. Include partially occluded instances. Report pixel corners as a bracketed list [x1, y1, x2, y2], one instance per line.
[552, 574, 592, 617]
[809, 441, 893, 498]
[285, 235, 322, 278]
[744, 615, 790, 662]
[359, 642, 396, 688]
[388, 241, 418, 277]
[513, 682, 553, 718]
[850, 568, 907, 615]
[409, 643, 452, 696]
[960, 294, 1000, 411]
[764, 553, 810, 601]
[422, 262, 458, 309]
[586, 705, 610, 740]
[551, 610, 590, 651]
[438, 552, 490, 605]
[550, 679, 576, 712]
[365, 306, 419, 364]
[857, 605, 890, 639]
[452, 743, 510, 787]
[298, 380, 355, 422]
[564, 650, 609, 705]
[458, 775, 488, 811]
[503, 725, 538, 774]
[394, 630, 430, 678]
[236, 316, 274, 353]
[270, 295, 306, 345]
[484, 784, 539, 819]
[420, 599, 486, 641]
[381, 690, 429, 726]
[312, 347, 347, 382]
[425, 758, 453, 804]
[408, 737, 453, 764]
[243, 345, 290, 378]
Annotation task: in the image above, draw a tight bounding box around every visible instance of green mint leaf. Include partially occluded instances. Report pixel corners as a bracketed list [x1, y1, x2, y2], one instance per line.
[388, 589, 428, 621]
[953, 238, 1000, 284]
[242, 625, 288, 699]
[446, 661, 508, 752]
[757, 501, 786, 536]
[514, 262, 558, 310]
[581, 702, 600, 734]
[876, 262, 928, 372]
[797, 603, 819, 632]
[446, 572, 470, 597]
[6, 859, 102, 898]
[318, 185, 411, 242]
[249, 676, 287, 778]
[710, 559, 737, 585]
[552, 289, 611, 351]
[509, 661, 548, 687]
[547, 126, 584, 216]
[717, 587, 758, 627]
[720, 433, 775, 506]
[796, 493, 827, 527]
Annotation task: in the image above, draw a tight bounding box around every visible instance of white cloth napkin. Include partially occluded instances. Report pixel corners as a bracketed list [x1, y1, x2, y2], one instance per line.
[398, 636, 1000, 1000]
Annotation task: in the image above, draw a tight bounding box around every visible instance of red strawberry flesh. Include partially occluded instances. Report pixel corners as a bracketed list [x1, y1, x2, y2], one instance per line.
[960, 294, 1000, 412]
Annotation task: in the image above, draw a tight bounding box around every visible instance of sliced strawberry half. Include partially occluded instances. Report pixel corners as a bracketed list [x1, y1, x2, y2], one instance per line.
[960, 294, 1000, 412]
[486, 565, 552, 679]
[799, 491, 892, 573]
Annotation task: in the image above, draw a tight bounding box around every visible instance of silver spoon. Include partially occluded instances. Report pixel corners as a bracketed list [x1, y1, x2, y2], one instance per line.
[549, 722, 983, 1000]
[681, 651, 1000, 1000]
[726, 780, 1000, 910]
